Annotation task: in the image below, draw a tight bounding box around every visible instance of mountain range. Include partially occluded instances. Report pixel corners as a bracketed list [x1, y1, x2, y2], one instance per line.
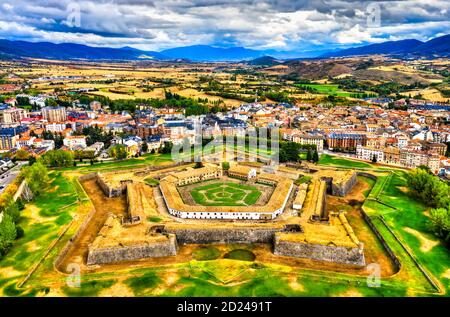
[0, 34, 449, 62]
[322, 34, 450, 58]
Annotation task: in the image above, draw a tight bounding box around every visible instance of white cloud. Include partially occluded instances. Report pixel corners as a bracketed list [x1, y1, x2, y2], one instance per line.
[0, 0, 448, 51]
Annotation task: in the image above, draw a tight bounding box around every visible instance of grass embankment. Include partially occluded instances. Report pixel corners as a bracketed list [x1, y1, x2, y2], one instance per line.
[58, 153, 174, 173]
[0, 171, 82, 296]
[318, 154, 374, 169]
[318, 154, 448, 295]
[362, 170, 449, 295]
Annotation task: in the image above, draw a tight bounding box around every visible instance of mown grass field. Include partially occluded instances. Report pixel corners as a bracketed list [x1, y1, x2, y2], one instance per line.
[318, 154, 374, 169]
[190, 182, 261, 206]
[295, 83, 369, 98]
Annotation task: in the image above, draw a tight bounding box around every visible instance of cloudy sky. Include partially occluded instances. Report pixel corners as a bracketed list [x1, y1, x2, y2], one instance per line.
[0, 0, 449, 52]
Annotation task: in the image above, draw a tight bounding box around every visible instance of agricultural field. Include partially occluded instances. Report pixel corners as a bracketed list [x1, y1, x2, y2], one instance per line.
[295, 83, 370, 98]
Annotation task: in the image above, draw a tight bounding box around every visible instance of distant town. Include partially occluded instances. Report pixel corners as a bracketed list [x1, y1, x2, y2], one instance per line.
[0, 91, 449, 177]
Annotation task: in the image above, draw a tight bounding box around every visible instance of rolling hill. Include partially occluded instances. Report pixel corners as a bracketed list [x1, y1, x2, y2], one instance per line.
[322, 34, 450, 58]
[160, 45, 273, 61]
[0, 40, 164, 61]
[246, 56, 283, 66]
[0, 33, 448, 62]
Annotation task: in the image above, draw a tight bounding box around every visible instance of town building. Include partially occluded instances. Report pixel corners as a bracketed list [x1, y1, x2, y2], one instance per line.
[292, 134, 324, 152]
[228, 165, 257, 180]
[167, 165, 223, 186]
[327, 133, 367, 151]
[42, 106, 67, 122]
[63, 135, 87, 150]
[0, 107, 28, 124]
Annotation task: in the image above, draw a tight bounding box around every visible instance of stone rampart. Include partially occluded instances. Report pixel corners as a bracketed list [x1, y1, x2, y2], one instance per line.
[163, 226, 288, 244]
[273, 235, 365, 266]
[86, 234, 178, 265]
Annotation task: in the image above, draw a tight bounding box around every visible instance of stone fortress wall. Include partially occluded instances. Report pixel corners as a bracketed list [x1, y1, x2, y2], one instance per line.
[162, 224, 300, 244]
[96, 172, 131, 197]
[87, 234, 178, 265]
[330, 170, 358, 197]
[273, 237, 365, 266]
[82, 166, 365, 267]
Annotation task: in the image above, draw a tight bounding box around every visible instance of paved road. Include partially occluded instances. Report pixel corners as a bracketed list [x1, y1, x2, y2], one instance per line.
[0, 162, 28, 194]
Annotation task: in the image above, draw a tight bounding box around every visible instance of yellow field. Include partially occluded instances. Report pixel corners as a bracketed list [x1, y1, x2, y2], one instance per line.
[368, 64, 444, 84]
[403, 87, 449, 102]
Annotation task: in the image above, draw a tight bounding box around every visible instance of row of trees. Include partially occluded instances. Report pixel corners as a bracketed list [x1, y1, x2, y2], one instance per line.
[40, 150, 74, 167]
[407, 168, 450, 244]
[0, 161, 48, 257]
[279, 141, 319, 163]
[70, 91, 228, 116]
[73, 125, 114, 148]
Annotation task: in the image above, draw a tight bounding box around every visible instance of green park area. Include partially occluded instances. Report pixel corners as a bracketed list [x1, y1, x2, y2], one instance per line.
[318, 154, 449, 295]
[0, 170, 86, 297]
[190, 182, 261, 206]
[296, 83, 369, 98]
[318, 154, 374, 169]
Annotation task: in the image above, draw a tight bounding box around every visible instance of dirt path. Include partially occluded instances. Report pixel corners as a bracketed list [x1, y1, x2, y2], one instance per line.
[326, 179, 398, 277]
[58, 179, 127, 272]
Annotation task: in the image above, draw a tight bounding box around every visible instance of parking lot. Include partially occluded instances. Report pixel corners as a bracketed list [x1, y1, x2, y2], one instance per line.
[0, 161, 28, 194]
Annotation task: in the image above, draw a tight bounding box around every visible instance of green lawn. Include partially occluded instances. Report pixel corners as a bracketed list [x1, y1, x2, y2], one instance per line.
[362, 171, 450, 295]
[190, 182, 261, 206]
[224, 249, 256, 261]
[295, 83, 370, 98]
[357, 175, 376, 197]
[295, 175, 312, 185]
[0, 171, 82, 296]
[59, 153, 174, 173]
[144, 177, 160, 187]
[193, 246, 221, 261]
[318, 154, 374, 169]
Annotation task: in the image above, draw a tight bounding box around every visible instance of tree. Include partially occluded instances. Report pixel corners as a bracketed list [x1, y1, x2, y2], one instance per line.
[418, 165, 432, 174]
[306, 149, 312, 161]
[39, 150, 74, 167]
[14, 149, 30, 161]
[21, 162, 49, 196]
[44, 98, 58, 108]
[194, 162, 204, 169]
[108, 144, 128, 160]
[141, 142, 148, 153]
[0, 214, 17, 256]
[3, 200, 21, 223]
[16, 96, 30, 106]
[428, 208, 450, 243]
[160, 142, 173, 154]
[371, 154, 377, 163]
[222, 162, 230, 171]
[407, 168, 450, 209]
[28, 156, 37, 166]
[312, 150, 319, 163]
[279, 141, 303, 162]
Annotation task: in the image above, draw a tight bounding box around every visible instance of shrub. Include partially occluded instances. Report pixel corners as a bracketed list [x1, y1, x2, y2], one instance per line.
[15, 226, 25, 239]
[0, 214, 17, 255]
